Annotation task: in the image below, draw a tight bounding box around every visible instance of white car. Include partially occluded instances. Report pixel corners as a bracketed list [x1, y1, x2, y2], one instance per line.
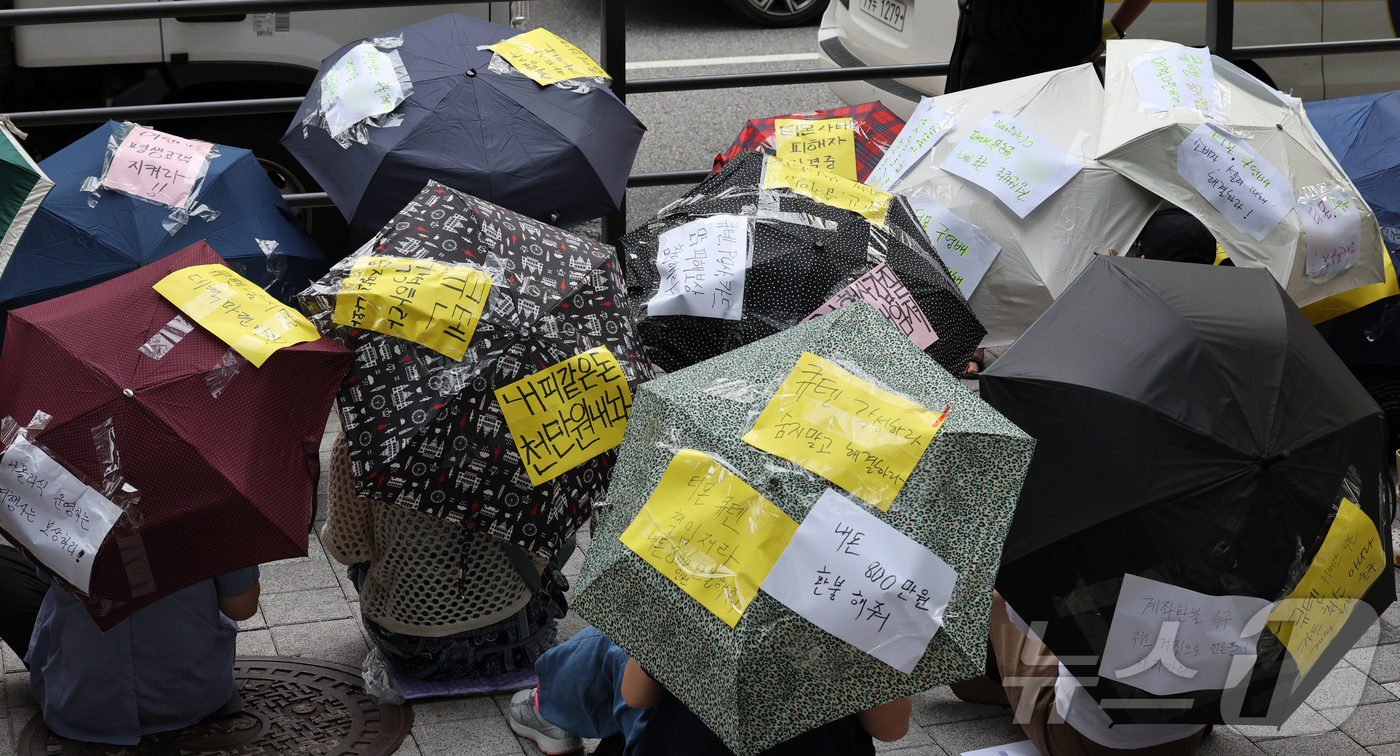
[817, 0, 1400, 118]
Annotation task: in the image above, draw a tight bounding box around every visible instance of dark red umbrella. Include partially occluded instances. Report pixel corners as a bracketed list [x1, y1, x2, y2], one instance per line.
[0, 241, 352, 630]
[710, 101, 906, 183]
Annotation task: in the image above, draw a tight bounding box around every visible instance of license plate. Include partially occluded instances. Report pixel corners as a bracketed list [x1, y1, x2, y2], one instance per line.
[858, 0, 907, 32]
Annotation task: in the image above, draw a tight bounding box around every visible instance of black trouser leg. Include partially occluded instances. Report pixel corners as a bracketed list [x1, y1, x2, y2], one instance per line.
[0, 546, 47, 665]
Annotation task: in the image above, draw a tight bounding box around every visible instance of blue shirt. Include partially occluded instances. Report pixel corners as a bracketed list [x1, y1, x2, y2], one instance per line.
[26, 566, 259, 744]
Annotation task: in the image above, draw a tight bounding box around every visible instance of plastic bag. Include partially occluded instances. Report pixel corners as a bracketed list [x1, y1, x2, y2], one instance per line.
[300, 35, 414, 148]
[361, 647, 407, 705]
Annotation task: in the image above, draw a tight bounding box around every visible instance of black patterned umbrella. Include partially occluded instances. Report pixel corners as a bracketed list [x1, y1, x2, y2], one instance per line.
[299, 181, 651, 557]
[622, 150, 984, 376]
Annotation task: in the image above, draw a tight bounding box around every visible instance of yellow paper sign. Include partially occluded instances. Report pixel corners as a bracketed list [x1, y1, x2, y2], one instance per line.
[496, 346, 632, 486]
[620, 449, 799, 627]
[774, 118, 858, 181]
[487, 28, 610, 86]
[1268, 497, 1386, 677]
[761, 155, 891, 226]
[332, 256, 491, 361]
[152, 264, 319, 368]
[742, 353, 947, 511]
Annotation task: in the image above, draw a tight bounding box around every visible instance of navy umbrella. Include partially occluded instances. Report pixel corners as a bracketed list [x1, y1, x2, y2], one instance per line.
[1307, 90, 1400, 248]
[0, 121, 328, 344]
[281, 13, 645, 231]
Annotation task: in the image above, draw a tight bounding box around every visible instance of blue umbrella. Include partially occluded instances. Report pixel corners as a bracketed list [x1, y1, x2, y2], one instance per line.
[280, 13, 644, 230]
[1307, 90, 1400, 249]
[0, 121, 328, 343]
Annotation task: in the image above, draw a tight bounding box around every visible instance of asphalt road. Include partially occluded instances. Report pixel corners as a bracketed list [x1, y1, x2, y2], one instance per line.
[523, 0, 847, 236]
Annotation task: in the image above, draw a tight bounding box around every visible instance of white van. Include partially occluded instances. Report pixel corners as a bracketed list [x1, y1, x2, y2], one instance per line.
[817, 0, 1400, 118]
[4, 1, 512, 249]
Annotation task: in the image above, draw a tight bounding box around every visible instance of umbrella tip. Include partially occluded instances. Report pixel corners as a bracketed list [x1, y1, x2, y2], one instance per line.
[122, 388, 134, 398]
[467, 69, 477, 77]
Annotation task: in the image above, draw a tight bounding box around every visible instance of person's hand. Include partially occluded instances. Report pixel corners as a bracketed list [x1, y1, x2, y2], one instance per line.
[1082, 41, 1107, 63]
[964, 361, 979, 376]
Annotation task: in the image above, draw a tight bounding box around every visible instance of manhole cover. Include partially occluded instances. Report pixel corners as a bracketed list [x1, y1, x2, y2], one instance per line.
[19, 656, 413, 756]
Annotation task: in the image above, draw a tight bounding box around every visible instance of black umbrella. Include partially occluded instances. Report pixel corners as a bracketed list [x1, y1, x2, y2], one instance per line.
[621, 150, 984, 375]
[299, 181, 651, 557]
[981, 256, 1395, 725]
[281, 14, 644, 231]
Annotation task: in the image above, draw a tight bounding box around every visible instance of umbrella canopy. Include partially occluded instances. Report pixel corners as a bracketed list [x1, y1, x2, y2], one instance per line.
[573, 300, 1034, 755]
[1097, 40, 1387, 308]
[1305, 89, 1400, 250]
[623, 149, 984, 376]
[0, 125, 52, 264]
[890, 63, 1161, 347]
[0, 121, 327, 346]
[0, 241, 352, 630]
[981, 256, 1394, 725]
[710, 101, 906, 183]
[298, 181, 650, 558]
[281, 14, 644, 231]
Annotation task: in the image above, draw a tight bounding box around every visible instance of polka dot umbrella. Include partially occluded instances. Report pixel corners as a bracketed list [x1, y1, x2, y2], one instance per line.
[298, 181, 651, 559]
[622, 149, 985, 377]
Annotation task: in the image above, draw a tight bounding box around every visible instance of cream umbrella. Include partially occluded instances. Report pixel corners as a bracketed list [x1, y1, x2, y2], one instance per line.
[1096, 39, 1385, 307]
[890, 63, 1160, 347]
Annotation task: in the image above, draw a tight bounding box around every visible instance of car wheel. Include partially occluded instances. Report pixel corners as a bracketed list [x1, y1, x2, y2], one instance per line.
[723, 0, 829, 27]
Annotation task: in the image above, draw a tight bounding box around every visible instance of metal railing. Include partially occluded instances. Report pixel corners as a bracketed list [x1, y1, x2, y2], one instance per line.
[0, 0, 1396, 243]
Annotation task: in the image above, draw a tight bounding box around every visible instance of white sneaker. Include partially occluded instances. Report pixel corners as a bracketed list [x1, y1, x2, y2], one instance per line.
[508, 687, 584, 755]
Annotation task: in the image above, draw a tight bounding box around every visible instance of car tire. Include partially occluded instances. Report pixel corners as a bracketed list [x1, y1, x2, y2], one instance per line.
[722, 0, 829, 27]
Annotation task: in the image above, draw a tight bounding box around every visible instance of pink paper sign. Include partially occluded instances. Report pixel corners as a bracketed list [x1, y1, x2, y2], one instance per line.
[803, 263, 939, 349]
[102, 128, 214, 208]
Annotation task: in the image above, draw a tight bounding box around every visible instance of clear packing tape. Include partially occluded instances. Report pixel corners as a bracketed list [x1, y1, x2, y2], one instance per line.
[301, 36, 414, 148]
[79, 121, 221, 235]
[478, 27, 610, 94]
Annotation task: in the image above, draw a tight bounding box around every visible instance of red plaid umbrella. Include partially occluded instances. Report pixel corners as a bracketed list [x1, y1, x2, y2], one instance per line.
[711, 101, 906, 183]
[0, 241, 352, 630]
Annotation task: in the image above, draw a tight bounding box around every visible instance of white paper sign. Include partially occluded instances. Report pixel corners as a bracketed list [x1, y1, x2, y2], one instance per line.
[1299, 187, 1363, 281]
[1129, 46, 1223, 119]
[648, 215, 748, 320]
[1097, 574, 1272, 696]
[909, 196, 1002, 297]
[760, 488, 958, 674]
[961, 741, 1043, 756]
[865, 98, 954, 191]
[0, 437, 123, 593]
[940, 112, 1084, 219]
[319, 43, 406, 138]
[1177, 123, 1295, 242]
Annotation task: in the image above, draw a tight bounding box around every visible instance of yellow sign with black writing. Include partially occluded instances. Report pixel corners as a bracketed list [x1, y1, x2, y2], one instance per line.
[742, 353, 946, 511]
[488, 28, 610, 86]
[153, 264, 319, 368]
[761, 155, 891, 226]
[620, 449, 799, 627]
[496, 346, 632, 486]
[332, 256, 491, 361]
[1268, 497, 1386, 677]
[774, 118, 858, 181]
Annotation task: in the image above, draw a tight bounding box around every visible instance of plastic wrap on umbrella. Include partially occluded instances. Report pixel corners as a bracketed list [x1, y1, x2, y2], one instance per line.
[300, 35, 416, 148]
[299, 181, 651, 557]
[711, 101, 907, 183]
[622, 149, 984, 377]
[78, 122, 222, 235]
[574, 301, 1034, 755]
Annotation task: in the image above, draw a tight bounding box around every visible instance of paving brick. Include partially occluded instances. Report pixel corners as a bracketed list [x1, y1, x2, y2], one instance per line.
[1323, 700, 1400, 746]
[1258, 730, 1371, 755]
[415, 717, 524, 756]
[236, 629, 276, 656]
[9, 706, 36, 745]
[261, 587, 353, 626]
[390, 734, 422, 756]
[3, 672, 33, 710]
[258, 536, 339, 595]
[875, 722, 945, 753]
[1236, 704, 1337, 741]
[556, 611, 589, 642]
[1369, 744, 1400, 755]
[238, 608, 268, 631]
[926, 713, 1024, 755]
[269, 618, 368, 668]
[1, 643, 22, 674]
[1351, 644, 1400, 685]
[911, 686, 1009, 727]
[409, 697, 504, 726]
[1307, 660, 1398, 711]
